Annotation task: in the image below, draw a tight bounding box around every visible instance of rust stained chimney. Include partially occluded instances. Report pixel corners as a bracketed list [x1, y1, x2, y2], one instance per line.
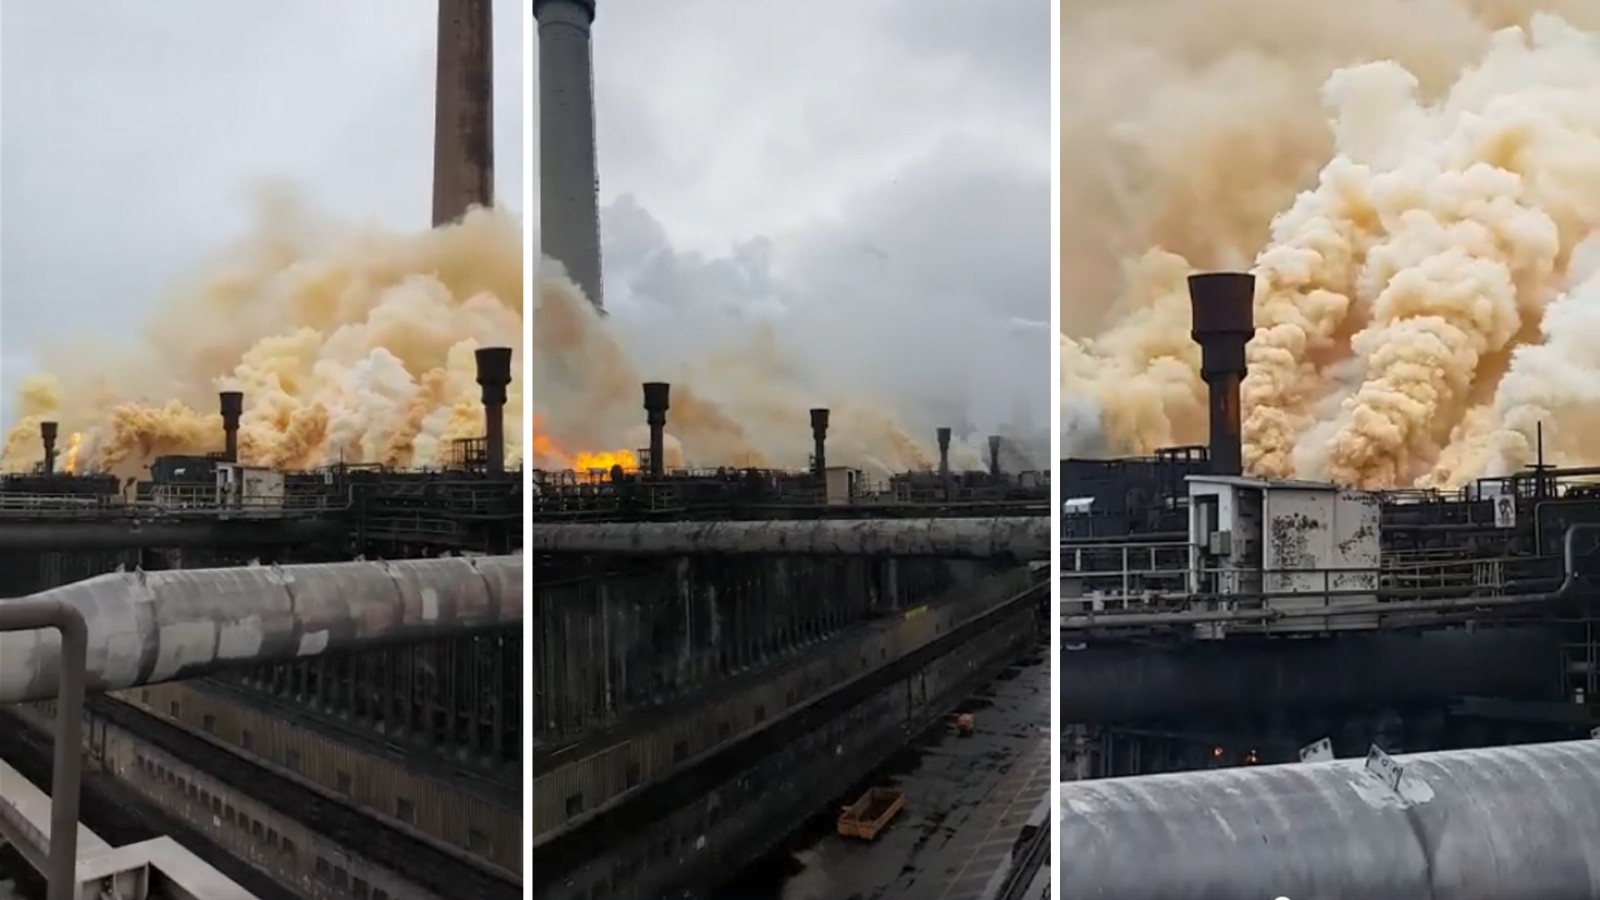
[40, 422, 58, 475]
[642, 382, 670, 479]
[987, 434, 1003, 478]
[475, 347, 513, 475]
[219, 392, 243, 463]
[1188, 272, 1256, 477]
[810, 408, 830, 479]
[433, 0, 495, 227]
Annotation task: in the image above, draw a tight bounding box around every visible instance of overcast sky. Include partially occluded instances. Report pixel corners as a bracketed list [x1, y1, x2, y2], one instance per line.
[0, 0, 524, 429]
[536, 0, 1052, 444]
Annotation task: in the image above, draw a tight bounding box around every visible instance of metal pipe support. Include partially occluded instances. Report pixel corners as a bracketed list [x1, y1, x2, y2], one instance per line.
[0, 598, 88, 900]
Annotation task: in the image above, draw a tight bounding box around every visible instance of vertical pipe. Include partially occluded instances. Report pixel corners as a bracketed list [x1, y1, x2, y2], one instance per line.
[1188, 272, 1256, 477]
[475, 346, 513, 475]
[433, 0, 495, 227]
[218, 391, 243, 463]
[642, 382, 670, 478]
[40, 421, 59, 476]
[987, 434, 1003, 479]
[534, 0, 604, 311]
[810, 408, 830, 480]
[936, 427, 952, 499]
[0, 600, 87, 900]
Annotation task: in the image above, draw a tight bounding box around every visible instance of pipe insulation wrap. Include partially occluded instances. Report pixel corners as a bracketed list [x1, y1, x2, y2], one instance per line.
[1059, 739, 1600, 900]
[522, 517, 1050, 561]
[0, 555, 523, 704]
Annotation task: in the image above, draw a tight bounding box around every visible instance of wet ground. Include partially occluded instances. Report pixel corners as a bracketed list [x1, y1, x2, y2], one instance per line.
[715, 644, 1050, 900]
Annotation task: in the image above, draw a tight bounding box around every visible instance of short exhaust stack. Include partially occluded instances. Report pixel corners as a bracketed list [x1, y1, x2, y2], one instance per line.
[40, 421, 59, 475]
[1187, 272, 1256, 477]
[810, 408, 830, 479]
[475, 347, 514, 475]
[642, 382, 670, 478]
[219, 392, 244, 463]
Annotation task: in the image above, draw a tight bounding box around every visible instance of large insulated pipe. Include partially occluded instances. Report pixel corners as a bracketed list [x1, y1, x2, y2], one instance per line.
[523, 517, 1050, 561]
[1057, 626, 1563, 721]
[432, 0, 494, 227]
[218, 391, 243, 463]
[0, 555, 522, 704]
[1059, 739, 1600, 900]
[39, 421, 58, 476]
[810, 408, 830, 479]
[1188, 272, 1254, 477]
[642, 381, 669, 479]
[475, 346, 513, 475]
[987, 434, 1003, 478]
[534, 0, 603, 311]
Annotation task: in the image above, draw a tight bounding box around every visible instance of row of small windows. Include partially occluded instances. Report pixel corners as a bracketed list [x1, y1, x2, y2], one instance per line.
[141, 689, 494, 859]
[134, 753, 394, 900]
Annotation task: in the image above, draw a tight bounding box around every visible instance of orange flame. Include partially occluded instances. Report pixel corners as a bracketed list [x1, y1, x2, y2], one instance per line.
[529, 416, 637, 472]
[62, 433, 83, 474]
[573, 449, 639, 472]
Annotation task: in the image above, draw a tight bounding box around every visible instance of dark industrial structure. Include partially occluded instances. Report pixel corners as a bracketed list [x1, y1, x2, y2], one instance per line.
[1058, 271, 1600, 899]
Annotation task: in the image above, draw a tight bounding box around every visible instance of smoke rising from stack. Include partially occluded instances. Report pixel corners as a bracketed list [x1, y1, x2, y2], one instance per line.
[534, 252, 993, 475]
[0, 188, 524, 476]
[1061, 3, 1600, 488]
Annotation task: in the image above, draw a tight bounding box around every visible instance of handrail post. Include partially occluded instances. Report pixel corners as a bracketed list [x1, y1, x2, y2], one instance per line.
[0, 599, 88, 900]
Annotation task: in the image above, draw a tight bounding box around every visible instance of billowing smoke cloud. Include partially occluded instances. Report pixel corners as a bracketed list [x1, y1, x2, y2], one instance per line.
[536, 247, 995, 476]
[532, 176, 1050, 476]
[1062, 2, 1600, 489]
[1, 186, 524, 476]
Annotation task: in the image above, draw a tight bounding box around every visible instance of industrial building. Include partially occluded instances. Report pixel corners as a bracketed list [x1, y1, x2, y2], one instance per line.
[1057, 270, 1600, 899]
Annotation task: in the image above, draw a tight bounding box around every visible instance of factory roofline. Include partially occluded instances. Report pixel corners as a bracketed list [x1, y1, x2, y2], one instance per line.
[1184, 474, 1342, 492]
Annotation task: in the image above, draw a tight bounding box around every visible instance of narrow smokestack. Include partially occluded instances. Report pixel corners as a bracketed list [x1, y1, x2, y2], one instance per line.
[936, 427, 951, 478]
[534, 0, 604, 312]
[987, 435, 1003, 479]
[433, 0, 495, 227]
[642, 382, 670, 479]
[40, 421, 58, 475]
[810, 408, 830, 479]
[1188, 271, 1256, 477]
[219, 392, 243, 463]
[475, 347, 513, 475]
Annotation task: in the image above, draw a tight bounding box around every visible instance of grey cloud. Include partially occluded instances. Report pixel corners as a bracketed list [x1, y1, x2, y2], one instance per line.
[542, 0, 1051, 459]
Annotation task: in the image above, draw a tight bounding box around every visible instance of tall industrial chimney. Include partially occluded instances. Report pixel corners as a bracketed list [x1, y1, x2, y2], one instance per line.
[1188, 272, 1256, 477]
[475, 347, 513, 475]
[987, 435, 1003, 479]
[433, 0, 495, 227]
[810, 408, 830, 479]
[642, 382, 670, 479]
[40, 422, 58, 475]
[219, 392, 243, 463]
[936, 427, 951, 478]
[534, 0, 605, 312]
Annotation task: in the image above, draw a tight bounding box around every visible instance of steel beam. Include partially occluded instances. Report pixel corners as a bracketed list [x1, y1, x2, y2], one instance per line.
[523, 518, 1049, 561]
[1060, 739, 1600, 900]
[0, 555, 521, 704]
[1059, 626, 1563, 721]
